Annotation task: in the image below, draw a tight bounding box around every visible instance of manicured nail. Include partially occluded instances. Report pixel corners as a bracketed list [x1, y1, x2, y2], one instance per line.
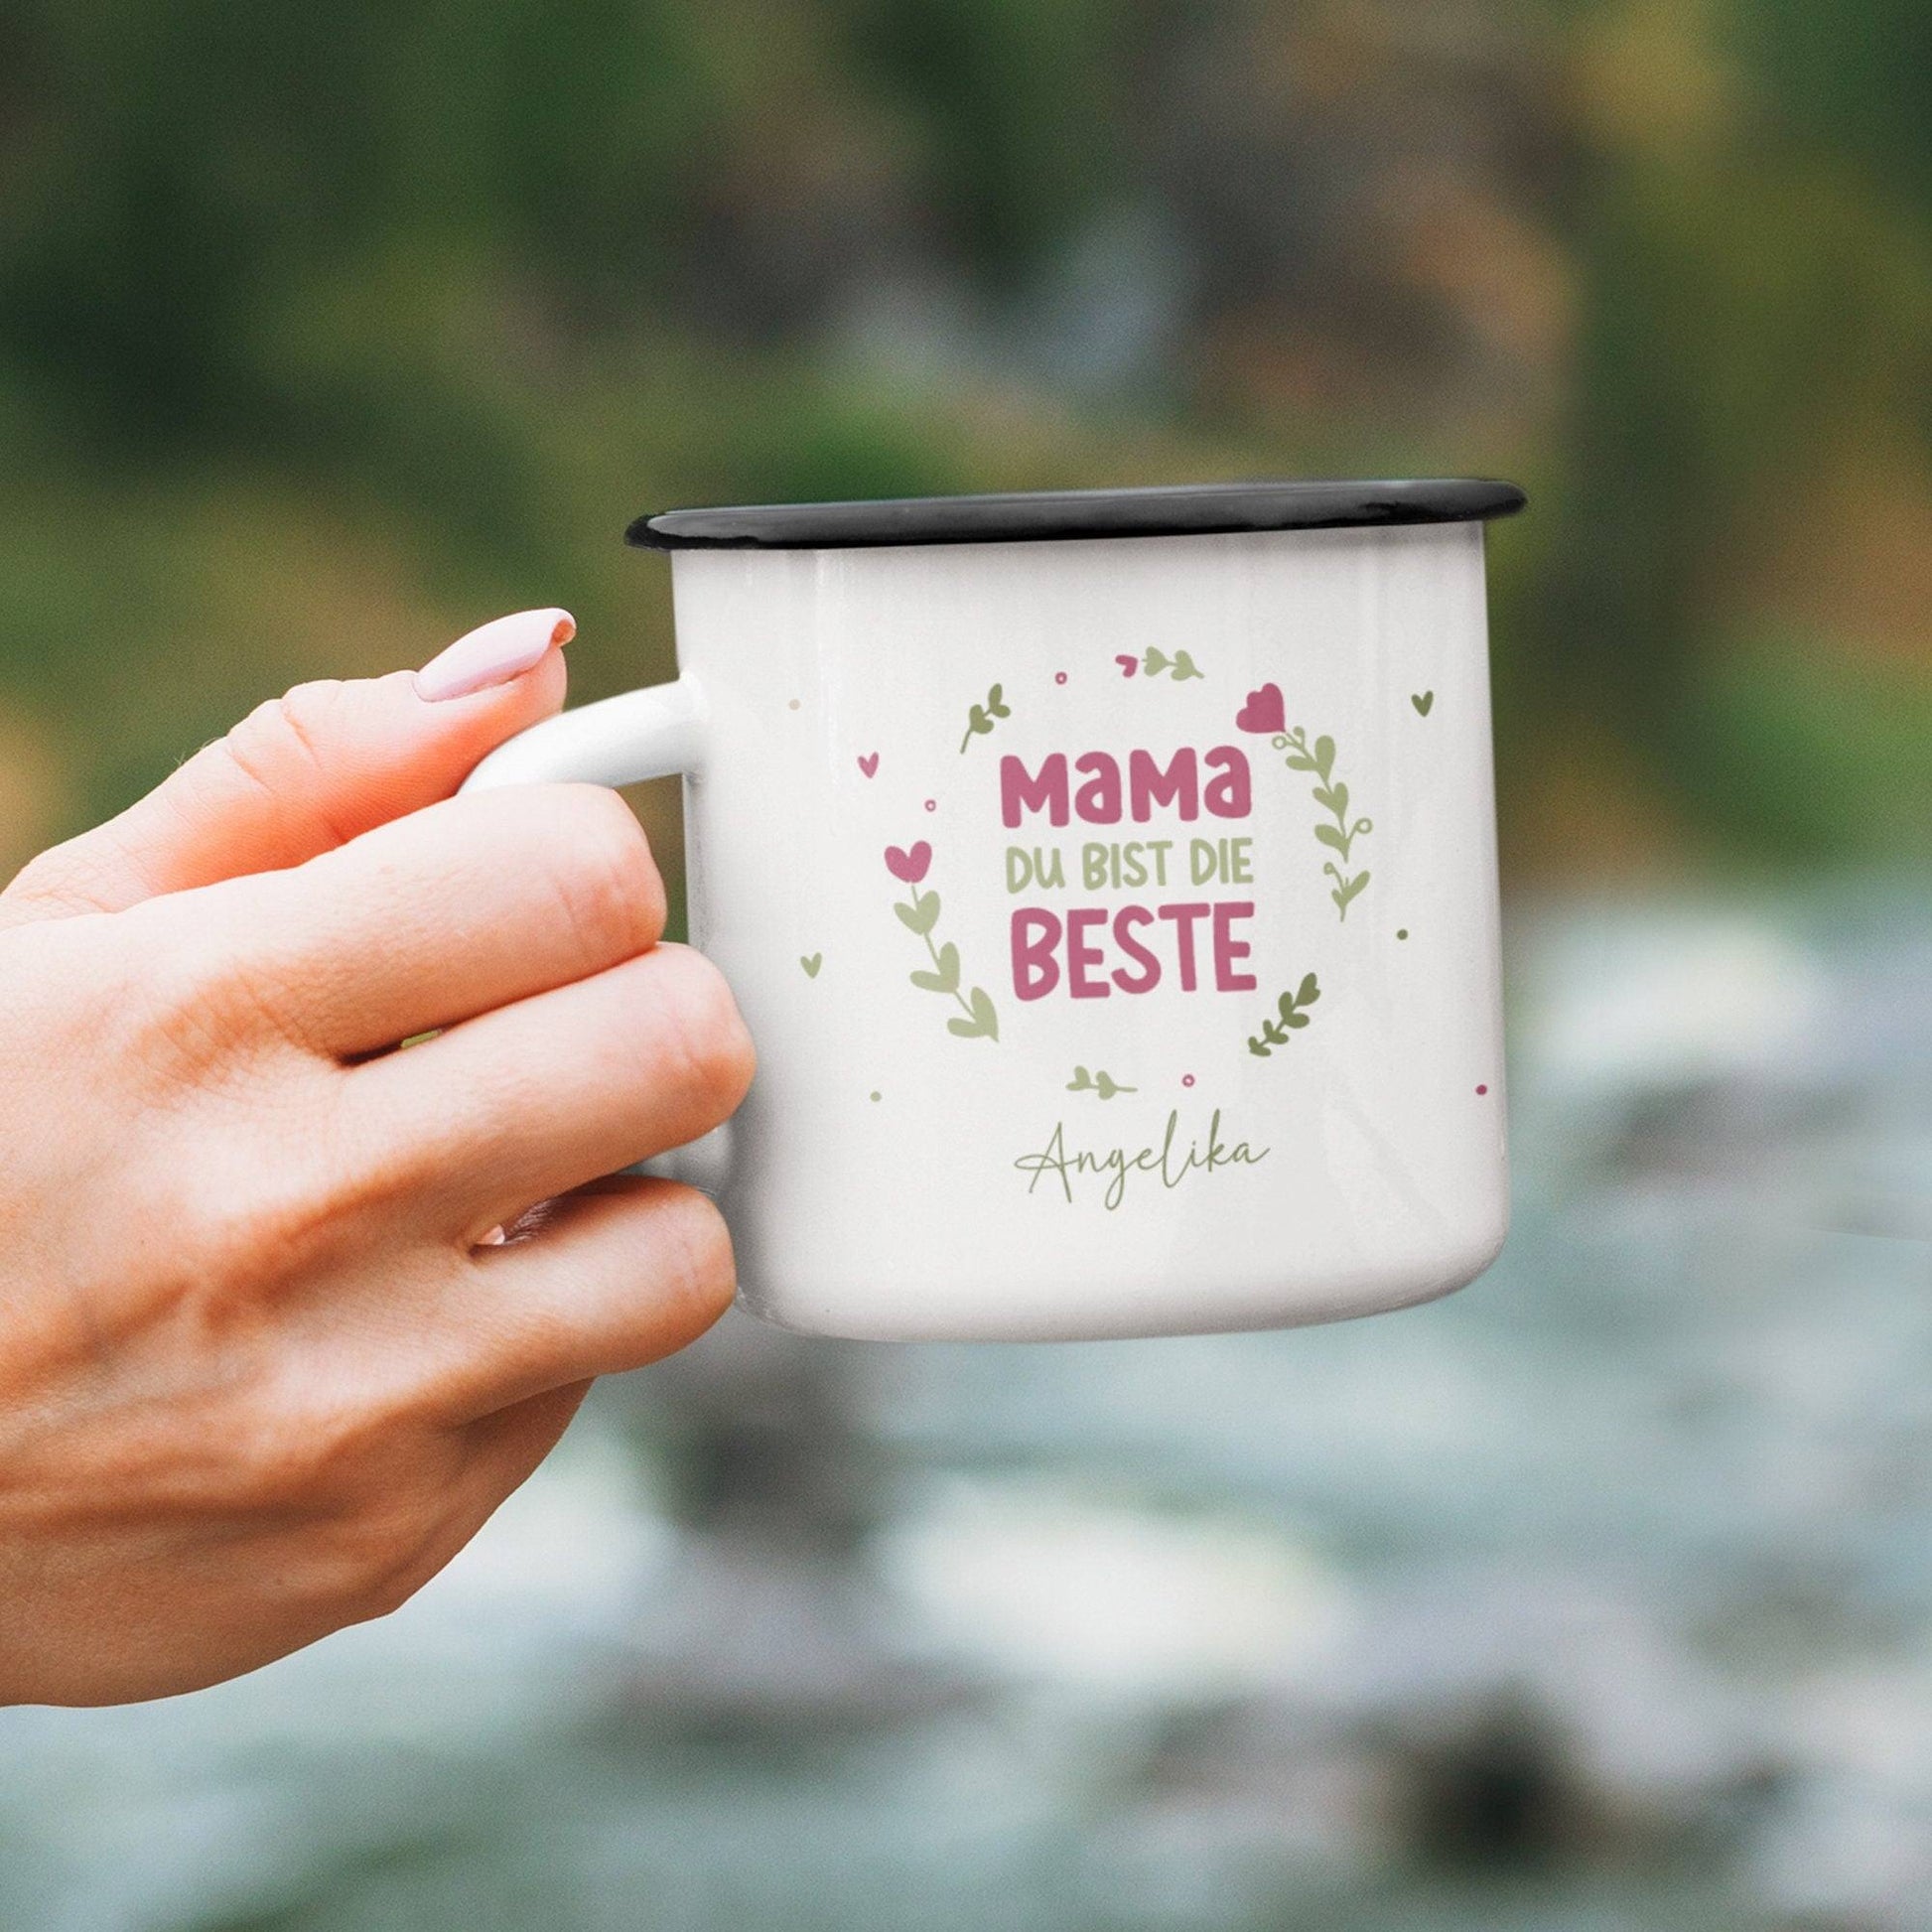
[414, 608, 575, 702]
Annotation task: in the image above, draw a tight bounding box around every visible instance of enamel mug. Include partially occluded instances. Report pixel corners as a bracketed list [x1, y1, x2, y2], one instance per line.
[465, 480, 1526, 1342]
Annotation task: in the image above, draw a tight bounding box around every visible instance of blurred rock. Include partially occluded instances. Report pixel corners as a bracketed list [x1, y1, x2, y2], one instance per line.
[1140, 1567, 1783, 1875]
[608, 1312, 979, 1735]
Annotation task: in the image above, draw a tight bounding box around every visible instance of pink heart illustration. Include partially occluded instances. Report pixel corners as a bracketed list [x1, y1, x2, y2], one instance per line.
[885, 841, 932, 885]
[1236, 682, 1286, 734]
[858, 752, 880, 778]
[1115, 654, 1139, 678]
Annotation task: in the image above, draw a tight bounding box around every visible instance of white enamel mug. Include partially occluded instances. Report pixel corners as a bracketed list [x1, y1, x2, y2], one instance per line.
[465, 480, 1525, 1342]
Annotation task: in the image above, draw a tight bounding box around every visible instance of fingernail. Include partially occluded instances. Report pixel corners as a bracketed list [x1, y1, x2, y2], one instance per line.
[414, 608, 575, 702]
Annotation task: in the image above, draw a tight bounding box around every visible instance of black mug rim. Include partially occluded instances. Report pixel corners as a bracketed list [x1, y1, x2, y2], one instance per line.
[628, 478, 1526, 552]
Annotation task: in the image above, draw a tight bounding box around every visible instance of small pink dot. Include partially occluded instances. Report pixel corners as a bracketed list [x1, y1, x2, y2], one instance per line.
[1181, 1074, 1195, 1088]
[1476, 1084, 1489, 1096]
[1055, 671, 1068, 685]
[923, 798, 936, 812]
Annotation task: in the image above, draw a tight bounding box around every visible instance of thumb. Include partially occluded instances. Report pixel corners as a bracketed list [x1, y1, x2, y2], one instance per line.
[0, 609, 574, 925]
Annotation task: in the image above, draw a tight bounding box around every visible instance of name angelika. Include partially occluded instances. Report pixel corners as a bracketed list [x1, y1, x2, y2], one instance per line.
[1014, 1107, 1270, 1211]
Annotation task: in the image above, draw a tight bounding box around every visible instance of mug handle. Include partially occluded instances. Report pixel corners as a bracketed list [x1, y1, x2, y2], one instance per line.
[462, 678, 707, 790]
[460, 678, 735, 1194]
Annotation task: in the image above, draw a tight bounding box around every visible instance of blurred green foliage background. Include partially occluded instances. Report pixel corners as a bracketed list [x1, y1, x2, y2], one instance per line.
[0, 0, 1928, 892]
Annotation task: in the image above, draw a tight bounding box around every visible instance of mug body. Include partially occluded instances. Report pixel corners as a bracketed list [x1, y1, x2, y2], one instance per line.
[663, 499, 1513, 1341]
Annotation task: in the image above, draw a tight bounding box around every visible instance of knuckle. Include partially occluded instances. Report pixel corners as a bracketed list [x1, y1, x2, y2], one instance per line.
[541, 788, 663, 963]
[653, 948, 756, 1114]
[125, 912, 224, 1023]
[122, 893, 328, 1066]
[342, 1508, 451, 1619]
[151, 1142, 346, 1307]
[232, 681, 342, 769]
[219, 683, 356, 844]
[169, 1370, 386, 1521]
[1, 839, 120, 918]
[348, 1548, 441, 1623]
[232, 1403, 460, 1613]
[122, 912, 273, 1065]
[237, 1406, 369, 1508]
[330, 1468, 471, 1620]
[290, 1498, 447, 1621]
[185, 950, 291, 1058]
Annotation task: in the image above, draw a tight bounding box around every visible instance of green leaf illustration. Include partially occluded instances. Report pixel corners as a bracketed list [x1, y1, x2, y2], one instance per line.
[910, 941, 961, 993]
[890, 862, 996, 1043]
[1143, 647, 1171, 676]
[1171, 650, 1204, 681]
[1247, 973, 1322, 1059]
[946, 987, 999, 1040]
[960, 682, 1013, 751]
[1067, 1065, 1094, 1091]
[1329, 871, 1371, 918]
[895, 890, 941, 936]
[1276, 720, 1370, 920]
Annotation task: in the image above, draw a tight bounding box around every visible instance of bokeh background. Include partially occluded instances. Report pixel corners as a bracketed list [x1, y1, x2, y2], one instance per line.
[3, 2, 1931, 1928]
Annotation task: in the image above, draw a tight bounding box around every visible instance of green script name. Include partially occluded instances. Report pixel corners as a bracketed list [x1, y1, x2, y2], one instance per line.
[1013, 1107, 1270, 1211]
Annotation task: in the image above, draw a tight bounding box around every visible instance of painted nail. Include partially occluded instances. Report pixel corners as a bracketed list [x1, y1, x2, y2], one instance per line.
[413, 608, 575, 702]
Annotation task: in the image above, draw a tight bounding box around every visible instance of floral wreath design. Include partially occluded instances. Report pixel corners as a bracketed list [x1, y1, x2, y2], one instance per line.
[884, 842, 999, 1041]
[1236, 683, 1371, 919]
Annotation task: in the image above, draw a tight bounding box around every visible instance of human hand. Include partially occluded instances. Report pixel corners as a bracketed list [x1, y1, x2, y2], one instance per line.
[0, 612, 754, 1705]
